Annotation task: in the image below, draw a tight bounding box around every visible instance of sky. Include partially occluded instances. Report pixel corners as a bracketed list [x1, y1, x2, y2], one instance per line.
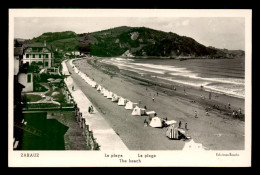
[14, 17, 245, 50]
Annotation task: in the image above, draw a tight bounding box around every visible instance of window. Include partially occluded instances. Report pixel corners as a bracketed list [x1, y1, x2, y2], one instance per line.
[45, 62, 48, 67]
[32, 54, 35, 58]
[27, 74, 31, 83]
[46, 54, 49, 58]
[39, 54, 41, 58]
[26, 54, 29, 58]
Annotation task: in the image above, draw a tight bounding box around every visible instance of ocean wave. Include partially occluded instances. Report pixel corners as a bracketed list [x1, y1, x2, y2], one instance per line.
[157, 76, 244, 99]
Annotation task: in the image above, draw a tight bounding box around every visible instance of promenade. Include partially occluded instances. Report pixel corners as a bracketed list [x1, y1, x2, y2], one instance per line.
[62, 59, 128, 150]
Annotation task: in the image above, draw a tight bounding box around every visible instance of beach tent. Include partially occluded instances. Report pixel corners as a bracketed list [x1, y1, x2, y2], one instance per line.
[125, 101, 138, 110]
[165, 125, 180, 139]
[182, 139, 206, 151]
[103, 90, 109, 97]
[131, 106, 146, 116]
[107, 91, 113, 99]
[97, 85, 102, 91]
[118, 97, 127, 106]
[112, 94, 119, 102]
[91, 82, 97, 88]
[149, 117, 163, 127]
[100, 88, 106, 94]
[165, 120, 177, 126]
[146, 111, 156, 117]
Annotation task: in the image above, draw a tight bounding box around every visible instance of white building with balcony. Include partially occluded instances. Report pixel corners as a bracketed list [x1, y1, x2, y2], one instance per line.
[23, 42, 53, 68]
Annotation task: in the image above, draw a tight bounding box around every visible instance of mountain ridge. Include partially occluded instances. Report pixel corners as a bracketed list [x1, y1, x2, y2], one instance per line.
[18, 26, 245, 59]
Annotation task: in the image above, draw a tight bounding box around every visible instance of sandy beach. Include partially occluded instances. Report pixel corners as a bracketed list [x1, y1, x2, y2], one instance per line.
[69, 57, 245, 150]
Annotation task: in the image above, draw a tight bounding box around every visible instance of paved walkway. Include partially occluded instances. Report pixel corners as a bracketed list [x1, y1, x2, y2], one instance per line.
[62, 59, 128, 150]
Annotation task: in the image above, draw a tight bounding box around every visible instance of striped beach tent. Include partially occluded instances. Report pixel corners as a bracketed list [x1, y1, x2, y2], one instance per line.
[166, 125, 180, 139]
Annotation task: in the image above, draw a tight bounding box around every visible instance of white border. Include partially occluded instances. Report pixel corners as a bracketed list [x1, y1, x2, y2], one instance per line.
[8, 9, 252, 167]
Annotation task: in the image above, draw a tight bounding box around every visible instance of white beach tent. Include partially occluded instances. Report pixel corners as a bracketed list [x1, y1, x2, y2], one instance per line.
[112, 94, 119, 102]
[182, 139, 206, 151]
[107, 91, 113, 99]
[146, 111, 156, 117]
[149, 117, 163, 127]
[131, 106, 146, 116]
[91, 82, 97, 88]
[103, 90, 109, 97]
[97, 85, 102, 91]
[118, 97, 127, 106]
[125, 101, 138, 110]
[100, 88, 106, 94]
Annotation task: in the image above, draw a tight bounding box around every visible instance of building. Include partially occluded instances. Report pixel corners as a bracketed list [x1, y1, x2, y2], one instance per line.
[14, 47, 25, 121]
[14, 44, 34, 93]
[18, 62, 34, 92]
[23, 41, 53, 68]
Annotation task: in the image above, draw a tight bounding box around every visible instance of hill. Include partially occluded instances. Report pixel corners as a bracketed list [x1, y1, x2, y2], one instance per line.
[23, 26, 244, 58]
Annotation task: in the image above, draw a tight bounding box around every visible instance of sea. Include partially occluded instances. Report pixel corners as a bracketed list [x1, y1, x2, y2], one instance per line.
[100, 57, 245, 99]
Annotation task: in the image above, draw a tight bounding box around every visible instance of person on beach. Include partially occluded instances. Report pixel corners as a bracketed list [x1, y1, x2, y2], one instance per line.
[239, 108, 242, 115]
[179, 121, 182, 128]
[206, 111, 209, 116]
[90, 106, 94, 114]
[185, 123, 188, 130]
[146, 87, 148, 91]
[235, 111, 238, 118]
[228, 103, 231, 109]
[144, 119, 148, 126]
[157, 92, 158, 96]
[232, 110, 235, 117]
[72, 85, 74, 91]
[195, 111, 198, 118]
[88, 106, 91, 114]
[152, 97, 155, 102]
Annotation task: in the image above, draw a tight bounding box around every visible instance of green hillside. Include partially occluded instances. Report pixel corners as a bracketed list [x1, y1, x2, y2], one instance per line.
[24, 26, 244, 58]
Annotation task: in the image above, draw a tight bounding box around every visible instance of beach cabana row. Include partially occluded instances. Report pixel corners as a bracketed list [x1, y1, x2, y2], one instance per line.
[71, 60, 182, 133]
